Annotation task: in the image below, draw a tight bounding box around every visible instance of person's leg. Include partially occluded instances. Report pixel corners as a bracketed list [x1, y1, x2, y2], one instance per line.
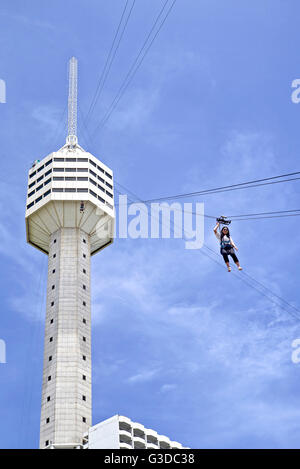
[222, 253, 231, 272]
[231, 252, 242, 270]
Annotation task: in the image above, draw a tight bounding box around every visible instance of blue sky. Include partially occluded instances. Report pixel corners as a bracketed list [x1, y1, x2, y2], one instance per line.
[1, 0, 300, 449]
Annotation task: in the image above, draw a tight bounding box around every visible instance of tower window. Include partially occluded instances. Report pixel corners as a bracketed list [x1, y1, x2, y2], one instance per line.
[82, 417, 86, 423]
[77, 188, 88, 192]
[47, 376, 51, 381]
[83, 239, 86, 244]
[83, 253, 86, 259]
[47, 396, 51, 402]
[83, 318, 86, 324]
[52, 285, 55, 290]
[54, 239, 56, 244]
[89, 189, 97, 198]
[83, 285, 86, 290]
[83, 269, 86, 274]
[52, 269, 55, 274]
[82, 395, 86, 401]
[46, 418, 50, 424]
[49, 356, 52, 362]
[83, 355, 86, 361]
[45, 441, 49, 447]
[83, 301, 86, 306]
[82, 375, 86, 381]
[49, 337, 53, 342]
[83, 336, 86, 342]
[53, 254, 56, 258]
[51, 301, 54, 307]
[50, 319, 53, 324]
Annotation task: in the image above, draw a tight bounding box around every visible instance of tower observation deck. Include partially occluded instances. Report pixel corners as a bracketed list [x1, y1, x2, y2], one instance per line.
[25, 58, 115, 449]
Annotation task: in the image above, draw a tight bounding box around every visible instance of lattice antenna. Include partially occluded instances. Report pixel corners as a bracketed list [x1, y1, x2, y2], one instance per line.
[66, 57, 78, 146]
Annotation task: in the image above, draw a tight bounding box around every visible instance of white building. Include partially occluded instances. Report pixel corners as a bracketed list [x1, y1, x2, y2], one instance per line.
[83, 415, 188, 450]
[25, 58, 115, 449]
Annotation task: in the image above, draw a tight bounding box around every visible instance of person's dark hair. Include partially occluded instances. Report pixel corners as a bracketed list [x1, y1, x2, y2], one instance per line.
[220, 226, 230, 239]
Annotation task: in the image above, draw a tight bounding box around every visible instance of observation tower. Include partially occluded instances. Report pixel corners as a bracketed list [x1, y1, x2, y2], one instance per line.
[25, 57, 115, 449]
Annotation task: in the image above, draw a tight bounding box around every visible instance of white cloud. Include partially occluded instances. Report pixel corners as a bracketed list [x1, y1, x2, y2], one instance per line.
[160, 383, 177, 393]
[106, 87, 160, 132]
[127, 367, 160, 384]
[0, 11, 55, 30]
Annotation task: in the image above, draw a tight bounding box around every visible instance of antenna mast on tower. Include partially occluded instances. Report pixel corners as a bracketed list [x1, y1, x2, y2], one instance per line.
[67, 57, 78, 146]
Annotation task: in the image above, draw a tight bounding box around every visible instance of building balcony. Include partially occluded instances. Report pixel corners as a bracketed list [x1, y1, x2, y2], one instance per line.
[119, 431, 132, 447]
[133, 437, 146, 449]
[119, 442, 132, 449]
[146, 442, 159, 449]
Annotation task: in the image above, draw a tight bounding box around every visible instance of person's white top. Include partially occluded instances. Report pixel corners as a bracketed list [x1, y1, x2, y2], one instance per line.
[214, 232, 235, 245]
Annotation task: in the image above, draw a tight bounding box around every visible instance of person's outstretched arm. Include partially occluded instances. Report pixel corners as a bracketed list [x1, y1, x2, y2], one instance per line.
[214, 223, 220, 239]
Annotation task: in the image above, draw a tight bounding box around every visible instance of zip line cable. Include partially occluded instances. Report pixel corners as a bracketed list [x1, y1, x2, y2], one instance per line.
[91, 0, 177, 139]
[128, 171, 300, 204]
[112, 179, 300, 221]
[225, 213, 300, 221]
[203, 244, 300, 321]
[139, 206, 300, 222]
[198, 244, 300, 322]
[112, 180, 300, 323]
[85, 0, 136, 125]
[229, 209, 300, 218]
[85, 0, 130, 123]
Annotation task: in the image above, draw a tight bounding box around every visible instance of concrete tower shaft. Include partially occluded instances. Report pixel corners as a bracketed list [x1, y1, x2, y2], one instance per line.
[40, 228, 92, 449]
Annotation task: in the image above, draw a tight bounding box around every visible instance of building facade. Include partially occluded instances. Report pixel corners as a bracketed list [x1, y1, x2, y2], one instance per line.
[84, 415, 188, 450]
